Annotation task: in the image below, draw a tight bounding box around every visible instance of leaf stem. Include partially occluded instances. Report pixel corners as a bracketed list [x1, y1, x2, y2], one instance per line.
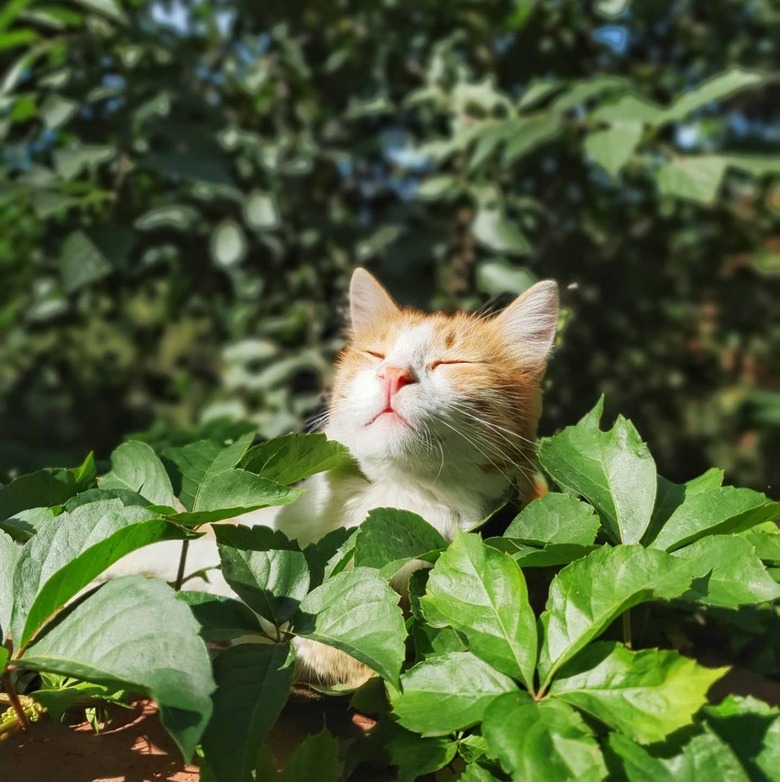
[174, 540, 190, 591]
[622, 610, 632, 649]
[1, 670, 30, 731]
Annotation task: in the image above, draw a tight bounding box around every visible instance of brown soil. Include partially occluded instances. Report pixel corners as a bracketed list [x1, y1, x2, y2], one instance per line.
[3, 667, 778, 782]
[1, 700, 199, 782]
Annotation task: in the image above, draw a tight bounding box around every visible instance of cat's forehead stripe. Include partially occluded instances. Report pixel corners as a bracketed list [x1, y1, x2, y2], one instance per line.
[391, 322, 436, 362]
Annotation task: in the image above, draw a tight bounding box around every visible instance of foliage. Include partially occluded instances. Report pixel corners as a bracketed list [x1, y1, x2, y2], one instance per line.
[1, 0, 779, 496]
[1, 402, 779, 779]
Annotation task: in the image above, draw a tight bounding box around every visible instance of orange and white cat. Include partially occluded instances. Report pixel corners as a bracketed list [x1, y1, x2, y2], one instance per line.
[104, 269, 559, 686]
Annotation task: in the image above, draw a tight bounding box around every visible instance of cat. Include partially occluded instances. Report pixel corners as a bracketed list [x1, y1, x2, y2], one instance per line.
[102, 268, 559, 687]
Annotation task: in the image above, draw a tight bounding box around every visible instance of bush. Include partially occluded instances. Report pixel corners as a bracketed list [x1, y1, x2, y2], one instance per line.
[1, 402, 778, 779]
[1, 1, 779, 492]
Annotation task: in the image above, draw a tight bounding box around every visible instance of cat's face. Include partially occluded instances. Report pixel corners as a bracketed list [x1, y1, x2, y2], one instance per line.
[325, 269, 559, 499]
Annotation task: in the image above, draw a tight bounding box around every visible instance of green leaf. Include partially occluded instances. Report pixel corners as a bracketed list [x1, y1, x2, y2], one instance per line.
[502, 113, 561, 163]
[240, 432, 354, 485]
[53, 143, 114, 179]
[0, 454, 95, 522]
[661, 67, 765, 124]
[201, 643, 294, 782]
[420, 531, 537, 691]
[726, 155, 780, 177]
[472, 187, 530, 255]
[11, 500, 189, 647]
[585, 122, 643, 178]
[63, 487, 150, 513]
[671, 535, 780, 607]
[538, 397, 657, 544]
[31, 676, 128, 722]
[487, 538, 598, 568]
[518, 79, 564, 110]
[20, 576, 214, 760]
[164, 434, 255, 510]
[353, 508, 446, 578]
[243, 190, 279, 229]
[391, 651, 517, 735]
[211, 219, 247, 268]
[705, 695, 780, 782]
[741, 524, 780, 565]
[383, 722, 457, 782]
[476, 259, 537, 296]
[418, 175, 459, 200]
[482, 692, 607, 781]
[0, 507, 56, 542]
[71, 0, 126, 23]
[538, 545, 692, 687]
[278, 727, 340, 782]
[186, 468, 300, 519]
[650, 486, 780, 551]
[295, 568, 406, 685]
[609, 728, 750, 782]
[0, 530, 18, 641]
[303, 527, 357, 588]
[458, 763, 502, 781]
[656, 156, 728, 205]
[60, 230, 112, 293]
[591, 94, 663, 124]
[40, 92, 78, 129]
[102, 441, 176, 507]
[551, 641, 726, 743]
[504, 493, 600, 546]
[645, 468, 724, 545]
[135, 205, 200, 231]
[215, 524, 309, 627]
[176, 591, 265, 642]
[552, 76, 628, 112]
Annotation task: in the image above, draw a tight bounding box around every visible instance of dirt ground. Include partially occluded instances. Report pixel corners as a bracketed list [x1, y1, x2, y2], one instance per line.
[2, 666, 779, 782]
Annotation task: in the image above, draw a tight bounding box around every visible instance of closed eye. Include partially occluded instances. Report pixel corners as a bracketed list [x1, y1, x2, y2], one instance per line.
[429, 359, 478, 370]
[362, 350, 385, 360]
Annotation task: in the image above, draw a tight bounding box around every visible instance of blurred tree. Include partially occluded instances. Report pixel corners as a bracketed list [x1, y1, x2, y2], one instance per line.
[0, 0, 779, 493]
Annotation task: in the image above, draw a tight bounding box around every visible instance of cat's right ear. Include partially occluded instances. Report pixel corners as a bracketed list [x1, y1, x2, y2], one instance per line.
[349, 268, 399, 334]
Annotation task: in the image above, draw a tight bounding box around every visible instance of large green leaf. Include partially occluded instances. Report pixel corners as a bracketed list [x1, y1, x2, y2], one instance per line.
[294, 567, 406, 685]
[383, 722, 458, 782]
[502, 113, 562, 163]
[353, 508, 446, 577]
[538, 398, 657, 544]
[538, 545, 692, 688]
[656, 156, 728, 205]
[420, 531, 537, 691]
[390, 651, 517, 735]
[215, 524, 309, 627]
[201, 643, 294, 782]
[164, 434, 255, 511]
[60, 230, 112, 293]
[176, 591, 266, 642]
[0, 453, 95, 522]
[471, 187, 530, 255]
[644, 468, 724, 545]
[0, 507, 56, 543]
[705, 695, 780, 782]
[101, 441, 176, 506]
[482, 692, 607, 781]
[19, 576, 214, 760]
[487, 538, 598, 568]
[10, 499, 187, 646]
[609, 728, 750, 782]
[551, 641, 726, 743]
[0, 530, 18, 642]
[660, 67, 765, 124]
[278, 727, 341, 782]
[671, 535, 780, 607]
[503, 493, 600, 546]
[585, 122, 643, 178]
[650, 486, 780, 551]
[240, 432, 355, 485]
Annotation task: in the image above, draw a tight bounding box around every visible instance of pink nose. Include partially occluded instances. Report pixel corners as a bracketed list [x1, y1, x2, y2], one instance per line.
[379, 365, 415, 400]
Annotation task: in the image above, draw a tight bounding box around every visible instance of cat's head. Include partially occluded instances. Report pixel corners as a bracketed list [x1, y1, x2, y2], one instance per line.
[325, 269, 559, 500]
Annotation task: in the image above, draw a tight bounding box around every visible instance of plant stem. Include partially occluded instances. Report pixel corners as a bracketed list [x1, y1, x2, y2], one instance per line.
[1, 671, 30, 731]
[174, 540, 190, 591]
[623, 610, 632, 649]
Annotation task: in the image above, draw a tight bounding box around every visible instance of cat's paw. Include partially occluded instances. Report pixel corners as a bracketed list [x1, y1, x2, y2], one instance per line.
[291, 637, 373, 690]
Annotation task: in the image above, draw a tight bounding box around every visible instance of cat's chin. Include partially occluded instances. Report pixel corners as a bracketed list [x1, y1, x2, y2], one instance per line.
[366, 408, 414, 430]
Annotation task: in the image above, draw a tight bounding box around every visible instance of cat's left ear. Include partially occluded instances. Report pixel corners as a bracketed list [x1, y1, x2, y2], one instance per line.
[349, 268, 399, 334]
[493, 280, 559, 365]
